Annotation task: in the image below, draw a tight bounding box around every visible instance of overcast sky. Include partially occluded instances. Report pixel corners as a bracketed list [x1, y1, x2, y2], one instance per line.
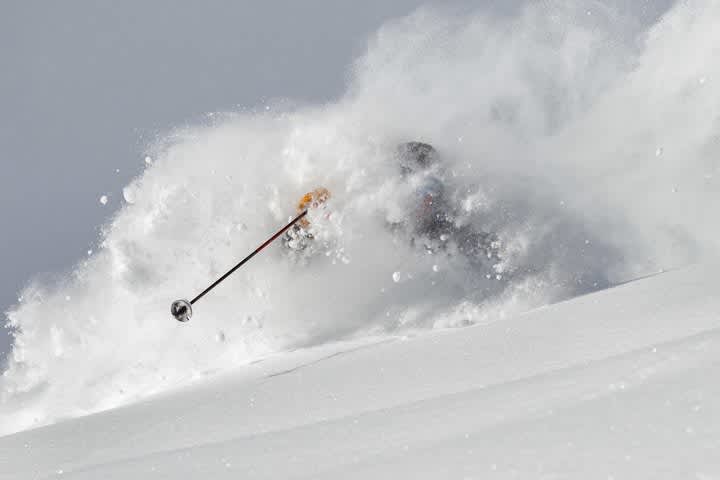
[0, 0, 674, 359]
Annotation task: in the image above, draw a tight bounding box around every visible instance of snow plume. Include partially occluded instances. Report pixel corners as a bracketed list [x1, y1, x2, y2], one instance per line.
[2, 0, 719, 435]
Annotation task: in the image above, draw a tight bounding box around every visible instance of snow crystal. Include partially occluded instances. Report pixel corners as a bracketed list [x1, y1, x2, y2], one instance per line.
[144, 156, 153, 165]
[99, 195, 108, 205]
[432, 264, 440, 272]
[392, 272, 401, 283]
[122, 186, 137, 204]
[655, 147, 664, 157]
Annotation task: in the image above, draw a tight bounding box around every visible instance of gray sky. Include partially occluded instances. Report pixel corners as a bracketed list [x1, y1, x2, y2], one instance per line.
[0, 0, 674, 359]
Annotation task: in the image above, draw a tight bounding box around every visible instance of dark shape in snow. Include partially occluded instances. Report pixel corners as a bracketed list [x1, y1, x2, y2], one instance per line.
[393, 141, 502, 266]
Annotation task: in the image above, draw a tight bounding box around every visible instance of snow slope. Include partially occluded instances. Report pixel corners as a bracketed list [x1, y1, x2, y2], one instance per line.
[2, 266, 719, 479]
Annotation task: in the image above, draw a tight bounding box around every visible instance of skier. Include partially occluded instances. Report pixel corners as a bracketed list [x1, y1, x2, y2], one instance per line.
[281, 142, 500, 265]
[393, 141, 501, 264]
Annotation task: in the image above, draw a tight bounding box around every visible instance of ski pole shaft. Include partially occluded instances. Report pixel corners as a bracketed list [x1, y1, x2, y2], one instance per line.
[190, 210, 307, 305]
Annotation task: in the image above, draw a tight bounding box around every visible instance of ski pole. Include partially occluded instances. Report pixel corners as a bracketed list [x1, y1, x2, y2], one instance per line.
[171, 210, 308, 322]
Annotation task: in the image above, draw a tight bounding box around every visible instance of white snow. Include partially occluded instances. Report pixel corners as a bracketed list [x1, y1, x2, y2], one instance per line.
[122, 185, 138, 204]
[1, 266, 719, 479]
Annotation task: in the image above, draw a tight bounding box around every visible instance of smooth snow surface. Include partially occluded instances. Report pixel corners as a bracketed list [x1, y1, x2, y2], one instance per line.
[3, 0, 720, 469]
[1, 267, 719, 479]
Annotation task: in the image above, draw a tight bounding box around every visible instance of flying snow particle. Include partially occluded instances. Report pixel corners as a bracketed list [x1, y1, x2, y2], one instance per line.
[144, 156, 153, 166]
[99, 195, 108, 205]
[122, 186, 137, 204]
[392, 271, 402, 283]
[432, 264, 440, 272]
[655, 147, 664, 157]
